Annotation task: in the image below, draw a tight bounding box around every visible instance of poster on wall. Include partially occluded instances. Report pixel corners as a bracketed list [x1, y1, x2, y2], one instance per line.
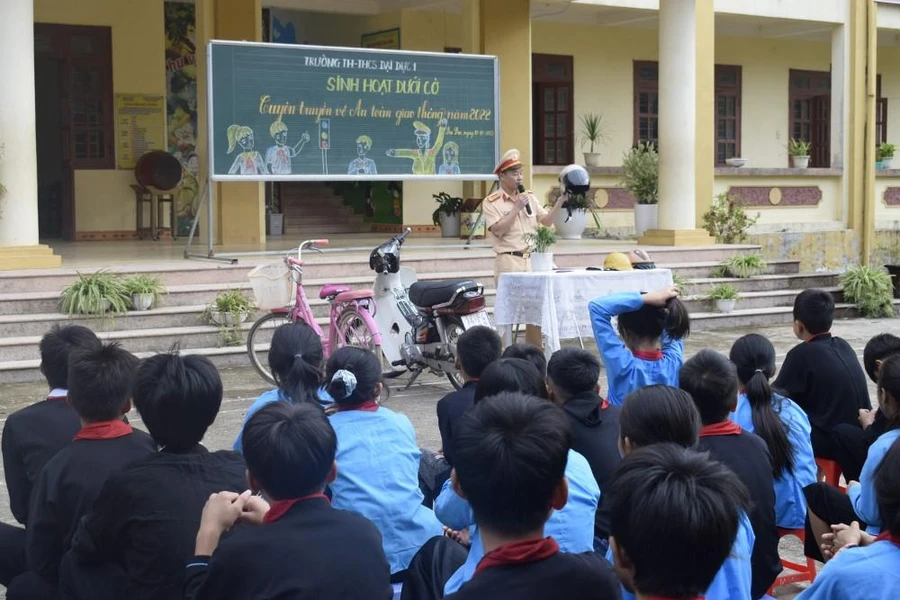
[116, 94, 166, 170]
[361, 29, 400, 50]
[164, 0, 199, 236]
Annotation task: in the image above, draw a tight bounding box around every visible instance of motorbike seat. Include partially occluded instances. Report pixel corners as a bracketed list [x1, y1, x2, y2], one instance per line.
[409, 280, 478, 308]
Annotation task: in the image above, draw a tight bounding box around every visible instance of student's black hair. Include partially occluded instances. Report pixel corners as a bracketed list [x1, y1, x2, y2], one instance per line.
[617, 297, 690, 343]
[792, 288, 834, 335]
[730, 334, 795, 477]
[67, 342, 139, 422]
[243, 401, 337, 500]
[863, 333, 900, 383]
[325, 346, 384, 405]
[474, 358, 547, 403]
[132, 351, 223, 450]
[453, 392, 571, 536]
[874, 437, 900, 537]
[502, 343, 547, 377]
[608, 443, 750, 598]
[268, 322, 324, 405]
[877, 354, 900, 431]
[678, 349, 739, 425]
[39, 325, 101, 390]
[456, 326, 502, 379]
[546, 347, 600, 399]
[619, 385, 701, 449]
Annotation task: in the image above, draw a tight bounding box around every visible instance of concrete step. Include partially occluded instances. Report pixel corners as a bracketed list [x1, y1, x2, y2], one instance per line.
[0, 305, 218, 339]
[683, 287, 844, 312]
[667, 259, 800, 279]
[685, 272, 840, 294]
[283, 216, 365, 227]
[690, 301, 899, 329]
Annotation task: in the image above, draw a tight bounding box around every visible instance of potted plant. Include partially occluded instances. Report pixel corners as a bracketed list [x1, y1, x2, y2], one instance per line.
[712, 253, 767, 279]
[789, 138, 812, 169]
[878, 143, 896, 169]
[59, 270, 130, 315]
[578, 113, 609, 167]
[432, 192, 463, 238]
[706, 283, 740, 314]
[205, 290, 255, 326]
[620, 142, 659, 237]
[550, 191, 603, 240]
[525, 225, 557, 272]
[122, 273, 166, 311]
[702, 192, 760, 244]
[840, 265, 894, 318]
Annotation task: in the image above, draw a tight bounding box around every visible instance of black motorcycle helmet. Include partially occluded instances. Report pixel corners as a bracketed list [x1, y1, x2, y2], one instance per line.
[558, 164, 591, 196]
[369, 238, 400, 274]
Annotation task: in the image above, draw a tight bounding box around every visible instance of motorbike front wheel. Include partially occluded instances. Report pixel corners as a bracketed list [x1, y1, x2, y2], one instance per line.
[442, 316, 466, 390]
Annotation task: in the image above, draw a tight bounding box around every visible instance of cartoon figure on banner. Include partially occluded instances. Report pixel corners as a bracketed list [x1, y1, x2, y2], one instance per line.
[386, 118, 448, 175]
[226, 125, 266, 175]
[348, 135, 378, 175]
[437, 141, 461, 175]
[265, 114, 310, 175]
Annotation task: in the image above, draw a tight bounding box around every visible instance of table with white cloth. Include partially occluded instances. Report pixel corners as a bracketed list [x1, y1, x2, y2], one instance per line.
[494, 268, 674, 355]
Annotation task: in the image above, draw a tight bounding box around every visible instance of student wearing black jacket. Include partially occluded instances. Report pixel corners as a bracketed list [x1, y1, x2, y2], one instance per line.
[183, 401, 392, 600]
[61, 352, 247, 600]
[680, 350, 781, 599]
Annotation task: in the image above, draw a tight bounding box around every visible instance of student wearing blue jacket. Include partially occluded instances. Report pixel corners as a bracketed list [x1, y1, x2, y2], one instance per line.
[729, 334, 817, 529]
[806, 353, 900, 560]
[798, 437, 900, 600]
[588, 286, 690, 405]
[232, 322, 331, 454]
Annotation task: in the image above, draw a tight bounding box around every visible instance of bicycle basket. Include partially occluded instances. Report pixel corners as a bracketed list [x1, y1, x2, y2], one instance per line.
[247, 262, 293, 309]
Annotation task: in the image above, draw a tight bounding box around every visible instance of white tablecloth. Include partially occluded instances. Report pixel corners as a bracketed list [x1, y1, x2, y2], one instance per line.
[494, 268, 674, 354]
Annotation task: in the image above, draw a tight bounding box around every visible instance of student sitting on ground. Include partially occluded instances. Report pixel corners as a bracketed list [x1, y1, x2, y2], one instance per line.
[184, 402, 392, 599]
[589, 286, 690, 405]
[680, 350, 781, 599]
[805, 353, 900, 562]
[0, 325, 100, 588]
[729, 334, 817, 529]
[444, 392, 619, 599]
[62, 352, 247, 600]
[798, 437, 900, 599]
[613, 385, 754, 600]
[773, 289, 870, 460]
[501, 343, 547, 378]
[8, 343, 155, 599]
[234, 322, 330, 453]
[474, 358, 549, 402]
[609, 443, 751, 600]
[324, 347, 443, 590]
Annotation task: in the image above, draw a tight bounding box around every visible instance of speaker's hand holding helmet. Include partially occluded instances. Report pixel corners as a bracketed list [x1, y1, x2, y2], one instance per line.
[556, 164, 591, 220]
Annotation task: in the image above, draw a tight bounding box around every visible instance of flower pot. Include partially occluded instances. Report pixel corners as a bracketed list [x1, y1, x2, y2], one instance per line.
[583, 152, 602, 167]
[634, 204, 659, 238]
[883, 156, 895, 169]
[439, 212, 461, 238]
[715, 299, 736, 313]
[725, 157, 747, 168]
[209, 309, 249, 326]
[791, 155, 810, 169]
[530, 252, 554, 272]
[554, 208, 588, 240]
[886, 265, 900, 299]
[131, 293, 154, 311]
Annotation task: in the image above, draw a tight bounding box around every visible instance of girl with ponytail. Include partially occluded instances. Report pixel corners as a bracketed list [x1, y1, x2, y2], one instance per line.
[729, 334, 817, 529]
[589, 286, 690, 405]
[233, 322, 328, 453]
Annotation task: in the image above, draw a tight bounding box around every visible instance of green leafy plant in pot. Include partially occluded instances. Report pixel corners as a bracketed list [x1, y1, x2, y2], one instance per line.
[205, 290, 255, 327]
[711, 253, 767, 279]
[122, 274, 166, 311]
[620, 142, 659, 237]
[578, 113, 609, 167]
[878, 143, 896, 169]
[840, 265, 894, 318]
[706, 283, 740, 314]
[702, 192, 760, 244]
[788, 138, 812, 169]
[432, 192, 463, 238]
[525, 225, 557, 272]
[59, 270, 130, 316]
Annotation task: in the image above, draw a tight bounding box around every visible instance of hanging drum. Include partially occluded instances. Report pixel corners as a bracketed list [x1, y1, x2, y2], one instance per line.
[134, 150, 183, 191]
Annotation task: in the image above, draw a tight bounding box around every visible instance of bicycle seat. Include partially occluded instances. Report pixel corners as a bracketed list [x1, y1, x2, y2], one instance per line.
[334, 289, 374, 303]
[409, 280, 478, 308]
[319, 284, 351, 299]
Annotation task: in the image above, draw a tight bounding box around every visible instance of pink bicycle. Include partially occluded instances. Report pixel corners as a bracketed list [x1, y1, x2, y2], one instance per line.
[246, 238, 382, 384]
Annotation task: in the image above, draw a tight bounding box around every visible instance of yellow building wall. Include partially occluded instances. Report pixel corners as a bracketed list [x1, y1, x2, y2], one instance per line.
[271, 10, 363, 47]
[875, 176, 900, 226]
[35, 0, 166, 234]
[713, 175, 843, 225]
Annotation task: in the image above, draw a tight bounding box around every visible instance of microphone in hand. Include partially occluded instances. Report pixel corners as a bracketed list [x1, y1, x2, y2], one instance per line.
[517, 184, 532, 215]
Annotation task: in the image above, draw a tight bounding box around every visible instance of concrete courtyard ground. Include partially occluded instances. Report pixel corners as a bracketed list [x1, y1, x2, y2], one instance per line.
[0, 317, 891, 598]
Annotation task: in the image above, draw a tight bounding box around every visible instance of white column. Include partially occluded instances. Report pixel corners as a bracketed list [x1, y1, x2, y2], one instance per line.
[658, 0, 697, 231]
[0, 0, 41, 247]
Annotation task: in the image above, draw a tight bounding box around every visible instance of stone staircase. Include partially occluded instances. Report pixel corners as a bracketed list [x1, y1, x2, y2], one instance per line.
[0, 243, 858, 383]
[279, 183, 370, 236]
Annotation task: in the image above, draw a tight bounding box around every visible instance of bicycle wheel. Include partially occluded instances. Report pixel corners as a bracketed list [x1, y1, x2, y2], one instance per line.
[246, 311, 293, 384]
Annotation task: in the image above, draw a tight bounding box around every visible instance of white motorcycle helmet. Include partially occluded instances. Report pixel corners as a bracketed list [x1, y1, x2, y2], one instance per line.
[558, 164, 591, 197]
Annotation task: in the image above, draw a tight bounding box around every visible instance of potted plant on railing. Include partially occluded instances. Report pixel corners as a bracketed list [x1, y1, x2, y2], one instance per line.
[878, 143, 896, 169]
[432, 192, 463, 238]
[620, 142, 659, 238]
[122, 274, 166, 311]
[706, 283, 740, 314]
[578, 113, 609, 167]
[525, 225, 557, 272]
[59, 270, 130, 315]
[789, 138, 812, 169]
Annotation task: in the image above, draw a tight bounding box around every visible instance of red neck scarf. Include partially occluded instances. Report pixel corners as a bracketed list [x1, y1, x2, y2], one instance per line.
[336, 400, 379, 412]
[73, 419, 133, 441]
[805, 332, 832, 344]
[645, 597, 705, 600]
[263, 493, 330, 524]
[633, 349, 663, 361]
[600, 398, 610, 410]
[699, 421, 742, 437]
[475, 537, 559, 574]
[47, 395, 67, 401]
[875, 532, 900, 548]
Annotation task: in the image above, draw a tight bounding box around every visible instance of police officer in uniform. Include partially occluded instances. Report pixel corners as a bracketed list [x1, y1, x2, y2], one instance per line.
[482, 149, 569, 347]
